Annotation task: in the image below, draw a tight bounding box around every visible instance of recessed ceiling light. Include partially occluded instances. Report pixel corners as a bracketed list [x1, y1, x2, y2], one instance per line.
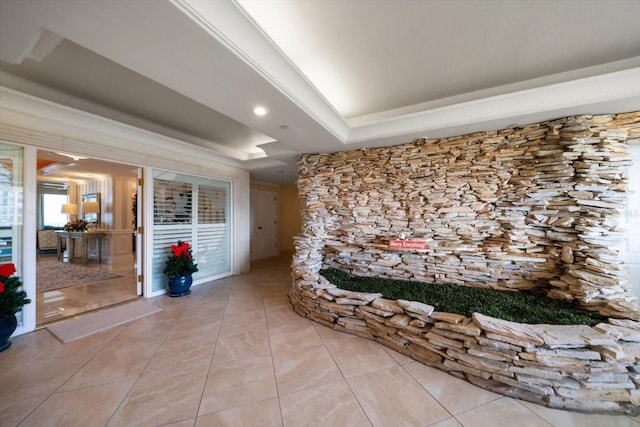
[253, 106, 268, 116]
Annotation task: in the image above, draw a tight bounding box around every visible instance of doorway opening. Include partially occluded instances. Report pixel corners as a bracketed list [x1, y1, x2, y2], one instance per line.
[250, 186, 278, 261]
[35, 150, 140, 326]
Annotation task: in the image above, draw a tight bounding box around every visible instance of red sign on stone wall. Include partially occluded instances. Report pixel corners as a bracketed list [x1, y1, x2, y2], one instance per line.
[388, 240, 428, 250]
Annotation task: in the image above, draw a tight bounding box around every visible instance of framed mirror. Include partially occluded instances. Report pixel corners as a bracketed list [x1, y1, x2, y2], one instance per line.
[82, 192, 101, 227]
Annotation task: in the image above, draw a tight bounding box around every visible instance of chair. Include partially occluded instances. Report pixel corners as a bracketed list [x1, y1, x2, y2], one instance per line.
[37, 229, 62, 254]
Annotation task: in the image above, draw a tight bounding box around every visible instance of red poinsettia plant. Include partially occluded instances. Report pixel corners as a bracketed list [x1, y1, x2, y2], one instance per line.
[0, 263, 31, 317]
[163, 241, 198, 278]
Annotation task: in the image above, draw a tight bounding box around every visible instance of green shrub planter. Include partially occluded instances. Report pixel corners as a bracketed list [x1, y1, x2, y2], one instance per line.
[320, 268, 606, 326]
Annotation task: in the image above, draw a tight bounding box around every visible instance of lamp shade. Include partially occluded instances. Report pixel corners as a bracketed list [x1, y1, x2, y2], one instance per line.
[61, 203, 78, 215]
[83, 201, 100, 214]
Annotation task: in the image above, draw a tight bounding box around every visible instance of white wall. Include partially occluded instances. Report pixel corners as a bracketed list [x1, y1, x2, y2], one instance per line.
[77, 178, 111, 227]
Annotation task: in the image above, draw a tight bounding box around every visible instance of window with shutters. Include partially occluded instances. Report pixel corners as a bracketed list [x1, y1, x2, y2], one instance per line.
[151, 170, 231, 292]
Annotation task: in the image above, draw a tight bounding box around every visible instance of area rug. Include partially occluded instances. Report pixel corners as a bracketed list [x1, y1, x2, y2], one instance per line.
[47, 300, 162, 343]
[37, 259, 122, 291]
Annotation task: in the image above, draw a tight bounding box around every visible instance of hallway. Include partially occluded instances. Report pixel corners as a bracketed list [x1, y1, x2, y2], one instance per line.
[1, 254, 638, 426]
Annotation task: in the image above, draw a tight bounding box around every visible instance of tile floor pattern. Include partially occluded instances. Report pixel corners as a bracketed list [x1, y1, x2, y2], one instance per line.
[3, 254, 640, 426]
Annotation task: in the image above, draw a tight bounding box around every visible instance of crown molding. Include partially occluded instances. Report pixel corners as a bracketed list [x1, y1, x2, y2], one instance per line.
[346, 67, 640, 145]
[0, 86, 251, 178]
[175, 1, 640, 148]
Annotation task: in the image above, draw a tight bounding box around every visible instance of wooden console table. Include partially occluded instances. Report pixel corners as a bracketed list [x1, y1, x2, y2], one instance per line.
[55, 230, 104, 265]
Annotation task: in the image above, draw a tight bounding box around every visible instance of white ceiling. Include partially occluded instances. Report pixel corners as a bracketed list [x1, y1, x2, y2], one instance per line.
[1, 0, 640, 185]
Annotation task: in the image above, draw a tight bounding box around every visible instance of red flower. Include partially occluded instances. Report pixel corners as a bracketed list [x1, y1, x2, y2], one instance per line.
[171, 244, 182, 257]
[0, 281, 4, 293]
[0, 263, 16, 278]
[182, 242, 193, 260]
[171, 242, 192, 259]
[163, 241, 198, 277]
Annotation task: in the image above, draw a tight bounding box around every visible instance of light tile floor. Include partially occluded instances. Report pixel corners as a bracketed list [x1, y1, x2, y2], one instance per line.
[36, 254, 138, 326]
[3, 254, 640, 426]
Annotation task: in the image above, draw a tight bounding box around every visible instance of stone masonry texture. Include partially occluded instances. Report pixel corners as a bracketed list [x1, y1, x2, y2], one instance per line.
[290, 112, 640, 414]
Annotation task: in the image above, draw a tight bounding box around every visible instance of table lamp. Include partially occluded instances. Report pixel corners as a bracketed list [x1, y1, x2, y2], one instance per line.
[61, 203, 78, 220]
[83, 201, 100, 227]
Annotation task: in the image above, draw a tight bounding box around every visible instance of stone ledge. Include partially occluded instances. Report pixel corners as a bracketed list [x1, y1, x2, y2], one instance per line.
[290, 251, 640, 415]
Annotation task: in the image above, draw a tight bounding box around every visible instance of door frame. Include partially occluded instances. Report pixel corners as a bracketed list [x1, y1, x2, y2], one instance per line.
[250, 184, 278, 261]
[18, 146, 36, 335]
[136, 168, 144, 296]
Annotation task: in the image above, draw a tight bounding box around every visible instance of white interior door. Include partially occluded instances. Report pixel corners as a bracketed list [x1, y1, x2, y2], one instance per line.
[250, 188, 277, 261]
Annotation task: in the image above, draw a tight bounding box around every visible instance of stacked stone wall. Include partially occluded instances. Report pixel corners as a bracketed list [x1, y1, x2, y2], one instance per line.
[290, 112, 640, 414]
[295, 112, 640, 317]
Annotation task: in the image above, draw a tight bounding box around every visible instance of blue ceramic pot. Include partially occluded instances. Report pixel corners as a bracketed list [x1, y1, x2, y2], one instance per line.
[0, 314, 17, 352]
[167, 275, 193, 297]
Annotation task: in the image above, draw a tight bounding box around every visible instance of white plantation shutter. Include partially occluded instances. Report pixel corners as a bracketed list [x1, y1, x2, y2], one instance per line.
[151, 224, 193, 292]
[152, 171, 231, 292]
[153, 178, 192, 224]
[196, 183, 231, 277]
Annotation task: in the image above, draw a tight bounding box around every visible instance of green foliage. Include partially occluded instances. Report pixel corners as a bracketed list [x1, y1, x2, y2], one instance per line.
[320, 268, 606, 326]
[0, 276, 31, 317]
[163, 241, 198, 277]
[64, 219, 88, 231]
